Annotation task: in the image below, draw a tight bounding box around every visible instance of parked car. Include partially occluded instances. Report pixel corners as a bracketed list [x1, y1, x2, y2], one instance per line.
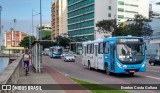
[149, 55, 160, 66]
[64, 54, 75, 62]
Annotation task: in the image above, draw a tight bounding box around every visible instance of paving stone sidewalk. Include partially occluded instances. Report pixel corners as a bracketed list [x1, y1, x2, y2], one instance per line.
[15, 62, 91, 93]
[15, 65, 65, 93]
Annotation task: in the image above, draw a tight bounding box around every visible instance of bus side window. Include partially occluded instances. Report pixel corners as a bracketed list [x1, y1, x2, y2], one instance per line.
[104, 42, 109, 54]
[98, 42, 103, 54]
[85, 46, 87, 56]
[87, 44, 90, 54]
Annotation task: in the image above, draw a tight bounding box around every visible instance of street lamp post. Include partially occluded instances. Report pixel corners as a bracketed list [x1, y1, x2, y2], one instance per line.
[39, 0, 42, 72]
[0, 6, 2, 50]
[13, 19, 16, 47]
[40, 0, 42, 40]
[32, 9, 40, 43]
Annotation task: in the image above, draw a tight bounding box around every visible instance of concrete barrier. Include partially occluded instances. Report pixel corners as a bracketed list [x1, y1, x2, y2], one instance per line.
[0, 57, 22, 93]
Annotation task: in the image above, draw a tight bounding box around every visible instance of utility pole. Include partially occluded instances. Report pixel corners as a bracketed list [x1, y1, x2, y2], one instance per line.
[31, 9, 34, 51]
[0, 6, 2, 50]
[13, 19, 16, 47]
[39, 0, 42, 72]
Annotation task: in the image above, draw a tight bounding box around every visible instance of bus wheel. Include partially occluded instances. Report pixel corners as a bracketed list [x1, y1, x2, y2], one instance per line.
[129, 73, 134, 76]
[88, 62, 92, 70]
[105, 64, 111, 75]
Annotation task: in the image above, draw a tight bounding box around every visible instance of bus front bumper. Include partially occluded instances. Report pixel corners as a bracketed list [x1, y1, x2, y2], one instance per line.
[114, 63, 146, 73]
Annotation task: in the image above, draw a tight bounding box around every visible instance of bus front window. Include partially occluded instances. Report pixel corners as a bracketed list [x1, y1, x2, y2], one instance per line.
[117, 43, 144, 64]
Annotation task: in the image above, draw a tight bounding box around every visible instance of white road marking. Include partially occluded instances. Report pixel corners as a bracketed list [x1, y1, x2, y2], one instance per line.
[146, 76, 160, 80]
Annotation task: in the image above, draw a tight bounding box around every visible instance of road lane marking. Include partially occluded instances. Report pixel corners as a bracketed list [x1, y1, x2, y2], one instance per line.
[146, 76, 160, 80]
[147, 69, 159, 73]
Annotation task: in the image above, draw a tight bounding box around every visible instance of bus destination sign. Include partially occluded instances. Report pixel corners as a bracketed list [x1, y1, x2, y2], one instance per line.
[117, 38, 143, 43]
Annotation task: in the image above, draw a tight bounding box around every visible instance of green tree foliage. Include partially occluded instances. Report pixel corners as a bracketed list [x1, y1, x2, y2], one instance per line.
[124, 15, 153, 37]
[42, 35, 51, 40]
[96, 14, 153, 37]
[19, 36, 35, 48]
[41, 35, 57, 49]
[41, 35, 70, 49]
[42, 41, 57, 49]
[56, 36, 70, 48]
[96, 19, 117, 36]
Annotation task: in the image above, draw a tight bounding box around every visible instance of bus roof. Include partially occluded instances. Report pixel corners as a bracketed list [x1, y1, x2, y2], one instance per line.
[103, 36, 143, 41]
[83, 39, 103, 45]
[83, 36, 144, 45]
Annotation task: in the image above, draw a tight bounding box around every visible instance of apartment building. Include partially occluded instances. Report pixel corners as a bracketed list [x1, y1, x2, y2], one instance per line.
[4, 30, 27, 47]
[67, 0, 149, 41]
[51, 0, 68, 40]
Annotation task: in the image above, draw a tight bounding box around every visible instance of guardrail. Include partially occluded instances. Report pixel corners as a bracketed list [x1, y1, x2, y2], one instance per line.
[0, 57, 23, 93]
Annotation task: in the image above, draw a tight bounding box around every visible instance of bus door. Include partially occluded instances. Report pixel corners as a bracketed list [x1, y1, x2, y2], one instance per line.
[83, 46, 87, 65]
[94, 45, 98, 69]
[110, 44, 115, 71]
[97, 42, 104, 70]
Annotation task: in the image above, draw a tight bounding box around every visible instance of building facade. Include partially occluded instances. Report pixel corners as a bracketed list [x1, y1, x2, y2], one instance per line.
[67, 0, 149, 41]
[51, 0, 68, 40]
[4, 30, 27, 47]
[36, 24, 52, 40]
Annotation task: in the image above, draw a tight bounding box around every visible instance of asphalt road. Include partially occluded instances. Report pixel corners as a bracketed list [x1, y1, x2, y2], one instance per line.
[43, 55, 160, 93]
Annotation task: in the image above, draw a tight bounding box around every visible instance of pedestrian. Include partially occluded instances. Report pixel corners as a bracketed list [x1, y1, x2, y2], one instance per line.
[23, 49, 30, 74]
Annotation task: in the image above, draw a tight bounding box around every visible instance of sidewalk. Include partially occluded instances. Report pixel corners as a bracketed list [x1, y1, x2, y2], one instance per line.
[15, 61, 91, 93]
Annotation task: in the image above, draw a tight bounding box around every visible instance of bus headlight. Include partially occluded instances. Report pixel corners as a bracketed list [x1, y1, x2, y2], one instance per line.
[116, 62, 122, 68]
[123, 65, 127, 68]
[142, 62, 146, 68]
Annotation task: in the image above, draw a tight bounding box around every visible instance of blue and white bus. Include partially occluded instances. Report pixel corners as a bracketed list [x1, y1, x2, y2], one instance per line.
[50, 46, 63, 58]
[82, 36, 147, 76]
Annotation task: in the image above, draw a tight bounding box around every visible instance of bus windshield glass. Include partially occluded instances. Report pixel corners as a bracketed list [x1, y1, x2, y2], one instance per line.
[53, 48, 62, 54]
[117, 43, 144, 63]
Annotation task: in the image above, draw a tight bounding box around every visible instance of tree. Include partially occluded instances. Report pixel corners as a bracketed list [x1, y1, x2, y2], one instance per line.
[56, 36, 70, 48]
[96, 14, 153, 37]
[42, 41, 57, 49]
[41, 35, 58, 49]
[124, 15, 153, 37]
[42, 35, 51, 40]
[96, 19, 117, 36]
[19, 36, 35, 48]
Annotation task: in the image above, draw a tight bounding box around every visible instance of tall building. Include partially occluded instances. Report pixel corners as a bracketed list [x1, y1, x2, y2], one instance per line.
[51, 0, 68, 40]
[36, 24, 52, 40]
[4, 30, 27, 47]
[67, 0, 149, 41]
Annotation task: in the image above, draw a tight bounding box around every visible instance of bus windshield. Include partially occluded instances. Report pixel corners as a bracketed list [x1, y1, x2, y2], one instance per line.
[53, 48, 62, 54]
[117, 43, 144, 64]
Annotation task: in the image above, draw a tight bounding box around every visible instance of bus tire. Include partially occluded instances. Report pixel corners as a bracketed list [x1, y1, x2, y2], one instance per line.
[129, 73, 134, 76]
[105, 64, 111, 75]
[88, 62, 92, 70]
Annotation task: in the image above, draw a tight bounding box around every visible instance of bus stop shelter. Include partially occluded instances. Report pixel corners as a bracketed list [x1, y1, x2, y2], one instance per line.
[31, 40, 53, 73]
